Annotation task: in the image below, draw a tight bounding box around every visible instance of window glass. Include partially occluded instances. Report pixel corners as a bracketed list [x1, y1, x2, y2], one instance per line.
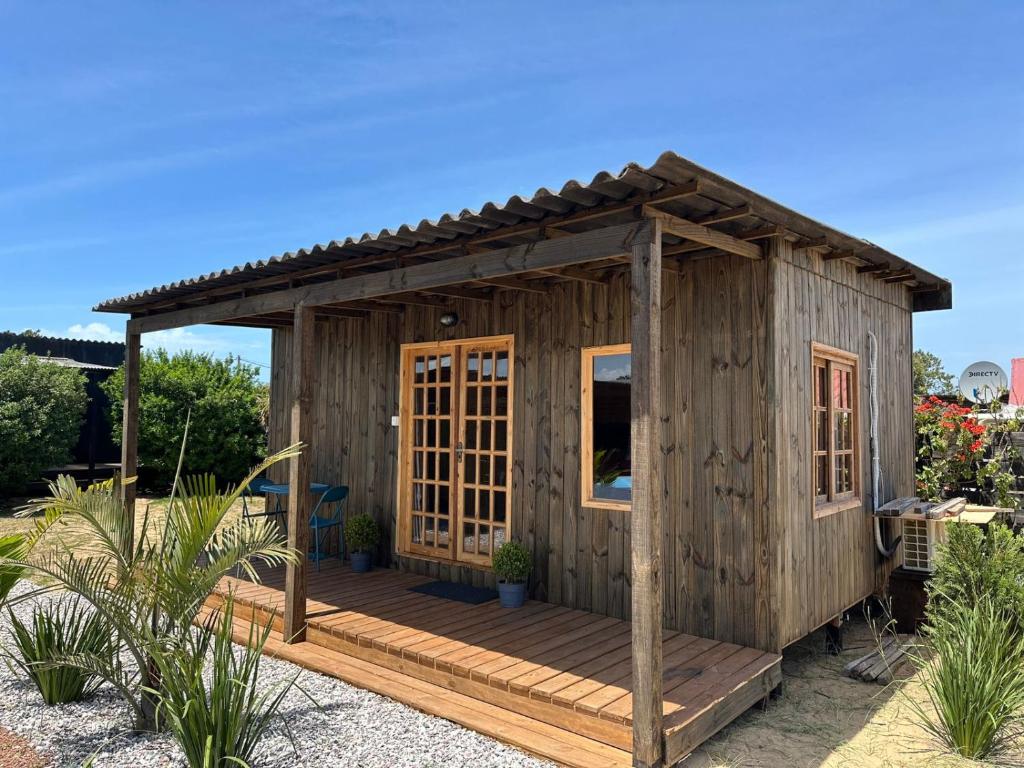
[588, 350, 631, 504]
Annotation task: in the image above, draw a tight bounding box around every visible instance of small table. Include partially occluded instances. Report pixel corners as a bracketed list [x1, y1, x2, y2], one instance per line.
[261, 481, 331, 519]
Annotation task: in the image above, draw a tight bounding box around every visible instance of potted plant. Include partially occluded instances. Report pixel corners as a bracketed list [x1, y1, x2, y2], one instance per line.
[345, 514, 379, 573]
[493, 540, 530, 608]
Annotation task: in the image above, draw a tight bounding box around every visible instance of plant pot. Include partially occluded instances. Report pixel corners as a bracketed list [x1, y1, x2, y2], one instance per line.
[351, 551, 372, 573]
[497, 581, 526, 608]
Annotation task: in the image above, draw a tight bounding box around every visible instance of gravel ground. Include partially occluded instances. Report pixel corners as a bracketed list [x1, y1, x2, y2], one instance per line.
[0, 582, 551, 767]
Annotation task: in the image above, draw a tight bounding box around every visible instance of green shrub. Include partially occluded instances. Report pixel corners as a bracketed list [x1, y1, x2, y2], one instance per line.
[909, 594, 1024, 760]
[6, 595, 112, 704]
[927, 522, 1024, 631]
[492, 541, 530, 584]
[0, 347, 88, 496]
[344, 514, 379, 553]
[102, 349, 266, 491]
[151, 599, 301, 767]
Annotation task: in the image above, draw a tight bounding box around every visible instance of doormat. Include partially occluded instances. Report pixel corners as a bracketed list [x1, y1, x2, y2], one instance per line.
[409, 581, 498, 605]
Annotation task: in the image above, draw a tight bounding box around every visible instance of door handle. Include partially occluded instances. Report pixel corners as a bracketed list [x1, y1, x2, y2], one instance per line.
[455, 441, 464, 463]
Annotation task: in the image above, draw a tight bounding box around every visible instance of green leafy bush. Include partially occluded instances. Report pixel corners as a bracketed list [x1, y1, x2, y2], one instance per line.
[151, 599, 302, 767]
[492, 541, 530, 584]
[0, 347, 88, 496]
[344, 514, 379, 553]
[102, 349, 267, 491]
[909, 595, 1024, 760]
[927, 522, 1024, 631]
[6, 595, 112, 704]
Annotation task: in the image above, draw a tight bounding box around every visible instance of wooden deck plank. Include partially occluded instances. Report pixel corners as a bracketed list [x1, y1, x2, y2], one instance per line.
[213, 561, 782, 764]
[206, 608, 631, 768]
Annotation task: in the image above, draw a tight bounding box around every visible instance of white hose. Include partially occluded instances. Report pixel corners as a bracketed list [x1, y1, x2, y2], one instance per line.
[869, 330, 900, 558]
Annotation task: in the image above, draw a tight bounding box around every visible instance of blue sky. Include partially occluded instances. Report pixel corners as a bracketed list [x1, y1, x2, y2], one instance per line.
[2, 1, 1022, 380]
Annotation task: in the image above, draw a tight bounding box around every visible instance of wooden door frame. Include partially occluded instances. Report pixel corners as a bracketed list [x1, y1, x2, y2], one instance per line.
[397, 334, 515, 567]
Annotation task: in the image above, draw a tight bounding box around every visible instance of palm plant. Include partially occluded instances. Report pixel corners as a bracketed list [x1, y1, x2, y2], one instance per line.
[0, 533, 25, 603]
[1, 422, 301, 731]
[6, 594, 112, 704]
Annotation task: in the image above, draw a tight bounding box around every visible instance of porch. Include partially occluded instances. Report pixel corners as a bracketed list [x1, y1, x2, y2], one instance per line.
[209, 559, 781, 768]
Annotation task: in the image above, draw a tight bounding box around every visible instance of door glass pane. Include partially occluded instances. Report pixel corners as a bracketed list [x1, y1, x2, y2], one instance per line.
[479, 525, 491, 555]
[465, 419, 477, 449]
[480, 421, 492, 451]
[494, 455, 507, 487]
[466, 388, 477, 416]
[465, 455, 476, 483]
[496, 352, 509, 381]
[440, 354, 452, 382]
[591, 352, 631, 503]
[415, 358, 426, 384]
[481, 387, 492, 416]
[463, 522, 476, 553]
[495, 420, 507, 451]
[494, 491, 506, 523]
[495, 385, 508, 416]
[466, 354, 480, 382]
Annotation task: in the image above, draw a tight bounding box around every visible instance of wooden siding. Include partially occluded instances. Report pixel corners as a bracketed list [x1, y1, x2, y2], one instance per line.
[268, 256, 776, 650]
[769, 237, 913, 649]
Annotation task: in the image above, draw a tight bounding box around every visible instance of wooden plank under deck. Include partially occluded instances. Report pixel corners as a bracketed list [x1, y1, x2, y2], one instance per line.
[209, 560, 781, 767]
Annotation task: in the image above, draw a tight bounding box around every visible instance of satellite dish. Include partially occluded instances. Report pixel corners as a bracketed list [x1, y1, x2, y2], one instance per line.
[959, 361, 1008, 404]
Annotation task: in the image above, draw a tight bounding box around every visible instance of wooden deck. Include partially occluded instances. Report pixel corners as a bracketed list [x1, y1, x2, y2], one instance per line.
[210, 560, 781, 767]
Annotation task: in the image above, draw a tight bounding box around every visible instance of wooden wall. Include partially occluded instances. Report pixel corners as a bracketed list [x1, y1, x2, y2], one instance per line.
[768, 237, 913, 649]
[268, 254, 777, 650]
[267, 241, 915, 653]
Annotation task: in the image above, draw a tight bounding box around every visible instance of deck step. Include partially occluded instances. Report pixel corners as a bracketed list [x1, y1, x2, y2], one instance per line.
[202, 606, 631, 768]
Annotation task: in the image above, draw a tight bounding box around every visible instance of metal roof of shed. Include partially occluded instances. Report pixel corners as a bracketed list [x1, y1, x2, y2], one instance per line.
[95, 150, 952, 314]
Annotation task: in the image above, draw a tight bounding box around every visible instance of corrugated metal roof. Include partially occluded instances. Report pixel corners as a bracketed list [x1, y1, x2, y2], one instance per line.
[95, 150, 951, 313]
[39, 356, 117, 371]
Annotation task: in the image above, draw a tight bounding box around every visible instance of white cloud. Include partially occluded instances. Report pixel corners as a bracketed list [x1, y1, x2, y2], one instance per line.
[61, 321, 263, 358]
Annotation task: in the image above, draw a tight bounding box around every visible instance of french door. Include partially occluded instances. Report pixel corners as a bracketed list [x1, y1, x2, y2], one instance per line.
[399, 335, 513, 566]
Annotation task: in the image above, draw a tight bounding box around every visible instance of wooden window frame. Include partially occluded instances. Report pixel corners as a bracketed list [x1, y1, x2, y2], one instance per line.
[811, 343, 861, 519]
[581, 343, 632, 512]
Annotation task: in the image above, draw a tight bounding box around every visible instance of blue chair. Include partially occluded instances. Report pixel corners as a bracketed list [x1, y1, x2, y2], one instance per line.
[241, 477, 283, 524]
[309, 485, 349, 570]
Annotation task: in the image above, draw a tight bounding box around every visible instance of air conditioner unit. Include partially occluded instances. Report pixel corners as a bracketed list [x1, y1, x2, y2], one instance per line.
[902, 518, 948, 573]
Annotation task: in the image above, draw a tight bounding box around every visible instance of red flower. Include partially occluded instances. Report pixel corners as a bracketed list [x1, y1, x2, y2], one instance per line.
[970, 440, 983, 453]
[940, 420, 956, 430]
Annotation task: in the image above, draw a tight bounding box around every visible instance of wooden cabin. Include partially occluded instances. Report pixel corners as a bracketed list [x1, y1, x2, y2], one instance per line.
[97, 151, 951, 767]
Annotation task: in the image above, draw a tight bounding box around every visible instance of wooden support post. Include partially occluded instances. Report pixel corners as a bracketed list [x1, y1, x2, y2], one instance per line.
[283, 304, 316, 643]
[121, 330, 141, 550]
[630, 217, 664, 767]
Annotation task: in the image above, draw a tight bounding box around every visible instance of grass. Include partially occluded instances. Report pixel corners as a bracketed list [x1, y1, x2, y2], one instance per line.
[0, 494, 257, 549]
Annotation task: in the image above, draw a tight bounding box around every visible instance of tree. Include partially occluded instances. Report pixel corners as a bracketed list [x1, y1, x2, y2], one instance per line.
[102, 349, 267, 491]
[913, 349, 955, 397]
[0, 347, 88, 496]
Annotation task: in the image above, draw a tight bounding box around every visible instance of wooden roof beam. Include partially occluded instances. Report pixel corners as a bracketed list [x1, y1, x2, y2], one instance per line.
[534, 265, 607, 284]
[856, 262, 889, 274]
[128, 220, 649, 333]
[642, 206, 762, 260]
[471, 276, 549, 294]
[691, 204, 751, 226]
[879, 269, 916, 283]
[793, 236, 829, 252]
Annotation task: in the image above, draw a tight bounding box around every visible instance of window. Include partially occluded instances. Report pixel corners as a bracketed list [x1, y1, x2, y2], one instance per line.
[581, 344, 631, 510]
[812, 343, 860, 517]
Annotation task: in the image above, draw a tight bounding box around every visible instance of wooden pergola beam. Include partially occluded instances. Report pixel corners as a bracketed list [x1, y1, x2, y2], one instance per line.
[631, 216, 664, 767]
[283, 304, 316, 644]
[128, 221, 648, 333]
[120, 330, 141, 549]
[643, 207, 762, 260]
